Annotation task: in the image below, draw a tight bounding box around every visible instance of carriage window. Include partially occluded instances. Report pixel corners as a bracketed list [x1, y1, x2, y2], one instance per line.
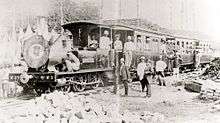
[68, 35, 72, 39]
[182, 42, 184, 47]
[177, 41, 180, 45]
[145, 36, 150, 43]
[195, 41, 199, 46]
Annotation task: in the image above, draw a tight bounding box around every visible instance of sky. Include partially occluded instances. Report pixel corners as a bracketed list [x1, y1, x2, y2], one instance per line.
[102, 0, 220, 41]
[0, 0, 219, 42]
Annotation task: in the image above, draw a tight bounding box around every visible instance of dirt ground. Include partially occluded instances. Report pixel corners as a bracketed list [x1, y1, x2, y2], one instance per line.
[1, 74, 220, 123]
[88, 75, 220, 123]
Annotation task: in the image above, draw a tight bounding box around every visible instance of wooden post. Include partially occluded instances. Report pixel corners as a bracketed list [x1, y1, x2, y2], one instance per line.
[113, 51, 119, 94]
[60, 0, 64, 34]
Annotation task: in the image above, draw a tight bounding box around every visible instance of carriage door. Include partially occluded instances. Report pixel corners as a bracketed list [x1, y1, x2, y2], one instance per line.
[112, 27, 134, 65]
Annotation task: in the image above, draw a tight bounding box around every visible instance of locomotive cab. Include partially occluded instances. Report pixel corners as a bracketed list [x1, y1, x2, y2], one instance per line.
[62, 21, 113, 69]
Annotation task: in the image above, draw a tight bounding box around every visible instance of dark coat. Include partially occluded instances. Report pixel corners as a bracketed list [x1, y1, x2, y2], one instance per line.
[120, 64, 130, 81]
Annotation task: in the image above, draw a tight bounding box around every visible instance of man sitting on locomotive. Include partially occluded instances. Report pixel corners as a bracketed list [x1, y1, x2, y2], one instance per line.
[88, 35, 98, 50]
[55, 58, 67, 72]
[65, 51, 80, 71]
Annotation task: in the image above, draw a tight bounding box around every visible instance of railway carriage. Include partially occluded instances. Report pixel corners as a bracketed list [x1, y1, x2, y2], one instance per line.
[8, 20, 212, 94]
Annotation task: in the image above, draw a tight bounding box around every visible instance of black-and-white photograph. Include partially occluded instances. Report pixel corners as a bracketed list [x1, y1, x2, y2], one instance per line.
[0, 0, 220, 122]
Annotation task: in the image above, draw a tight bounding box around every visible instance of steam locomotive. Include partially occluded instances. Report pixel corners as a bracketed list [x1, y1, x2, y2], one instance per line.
[8, 20, 212, 95]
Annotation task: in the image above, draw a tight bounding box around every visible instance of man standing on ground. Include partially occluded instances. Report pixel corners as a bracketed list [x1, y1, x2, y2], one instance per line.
[173, 50, 182, 76]
[119, 58, 130, 96]
[193, 50, 200, 70]
[137, 56, 152, 97]
[156, 55, 167, 86]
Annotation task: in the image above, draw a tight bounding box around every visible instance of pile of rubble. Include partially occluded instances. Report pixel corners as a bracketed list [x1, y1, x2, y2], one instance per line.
[0, 91, 165, 123]
[198, 79, 220, 102]
[0, 65, 26, 98]
[202, 58, 220, 79]
[210, 100, 220, 113]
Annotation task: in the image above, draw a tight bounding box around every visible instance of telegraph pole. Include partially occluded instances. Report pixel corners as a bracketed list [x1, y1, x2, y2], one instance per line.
[137, 0, 140, 26]
[169, 1, 173, 29]
[60, 0, 64, 34]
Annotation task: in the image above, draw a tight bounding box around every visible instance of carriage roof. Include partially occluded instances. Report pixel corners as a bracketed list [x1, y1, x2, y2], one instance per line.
[62, 20, 206, 41]
[62, 20, 164, 36]
[62, 20, 111, 29]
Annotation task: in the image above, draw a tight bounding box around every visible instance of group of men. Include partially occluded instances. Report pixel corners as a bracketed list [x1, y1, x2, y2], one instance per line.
[115, 35, 183, 98]
[59, 30, 182, 98]
[119, 55, 167, 97]
[87, 30, 180, 97]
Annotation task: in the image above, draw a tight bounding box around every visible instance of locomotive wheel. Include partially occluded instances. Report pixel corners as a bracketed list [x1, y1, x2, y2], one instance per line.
[74, 84, 86, 92]
[34, 88, 46, 96]
[91, 83, 100, 89]
[61, 85, 71, 92]
[90, 77, 102, 89]
[34, 84, 53, 96]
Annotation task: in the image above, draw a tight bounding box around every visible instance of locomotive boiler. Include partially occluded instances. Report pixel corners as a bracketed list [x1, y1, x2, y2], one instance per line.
[9, 21, 116, 95]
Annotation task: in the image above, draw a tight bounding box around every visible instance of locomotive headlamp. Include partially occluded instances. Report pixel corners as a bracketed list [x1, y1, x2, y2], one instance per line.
[20, 73, 33, 84]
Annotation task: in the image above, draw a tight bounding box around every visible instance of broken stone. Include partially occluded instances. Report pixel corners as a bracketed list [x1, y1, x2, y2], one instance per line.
[185, 81, 202, 93]
[68, 114, 80, 123]
[75, 111, 84, 119]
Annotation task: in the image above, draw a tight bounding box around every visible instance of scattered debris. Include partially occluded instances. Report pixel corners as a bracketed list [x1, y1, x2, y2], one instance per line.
[0, 90, 166, 123]
[185, 81, 202, 93]
[198, 80, 220, 101]
[202, 58, 220, 79]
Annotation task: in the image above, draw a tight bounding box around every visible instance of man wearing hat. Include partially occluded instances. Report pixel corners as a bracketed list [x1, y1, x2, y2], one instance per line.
[137, 56, 152, 97]
[99, 30, 112, 50]
[155, 55, 167, 86]
[119, 58, 130, 96]
[114, 34, 122, 51]
[88, 35, 98, 49]
[124, 36, 136, 67]
[173, 50, 182, 75]
[136, 35, 143, 51]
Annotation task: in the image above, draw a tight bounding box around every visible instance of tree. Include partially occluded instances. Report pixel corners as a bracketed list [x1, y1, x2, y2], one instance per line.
[48, 0, 100, 32]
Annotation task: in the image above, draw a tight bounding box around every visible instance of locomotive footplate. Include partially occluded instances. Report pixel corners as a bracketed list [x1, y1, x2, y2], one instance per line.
[28, 72, 56, 83]
[9, 73, 22, 82]
[9, 72, 56, 84]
